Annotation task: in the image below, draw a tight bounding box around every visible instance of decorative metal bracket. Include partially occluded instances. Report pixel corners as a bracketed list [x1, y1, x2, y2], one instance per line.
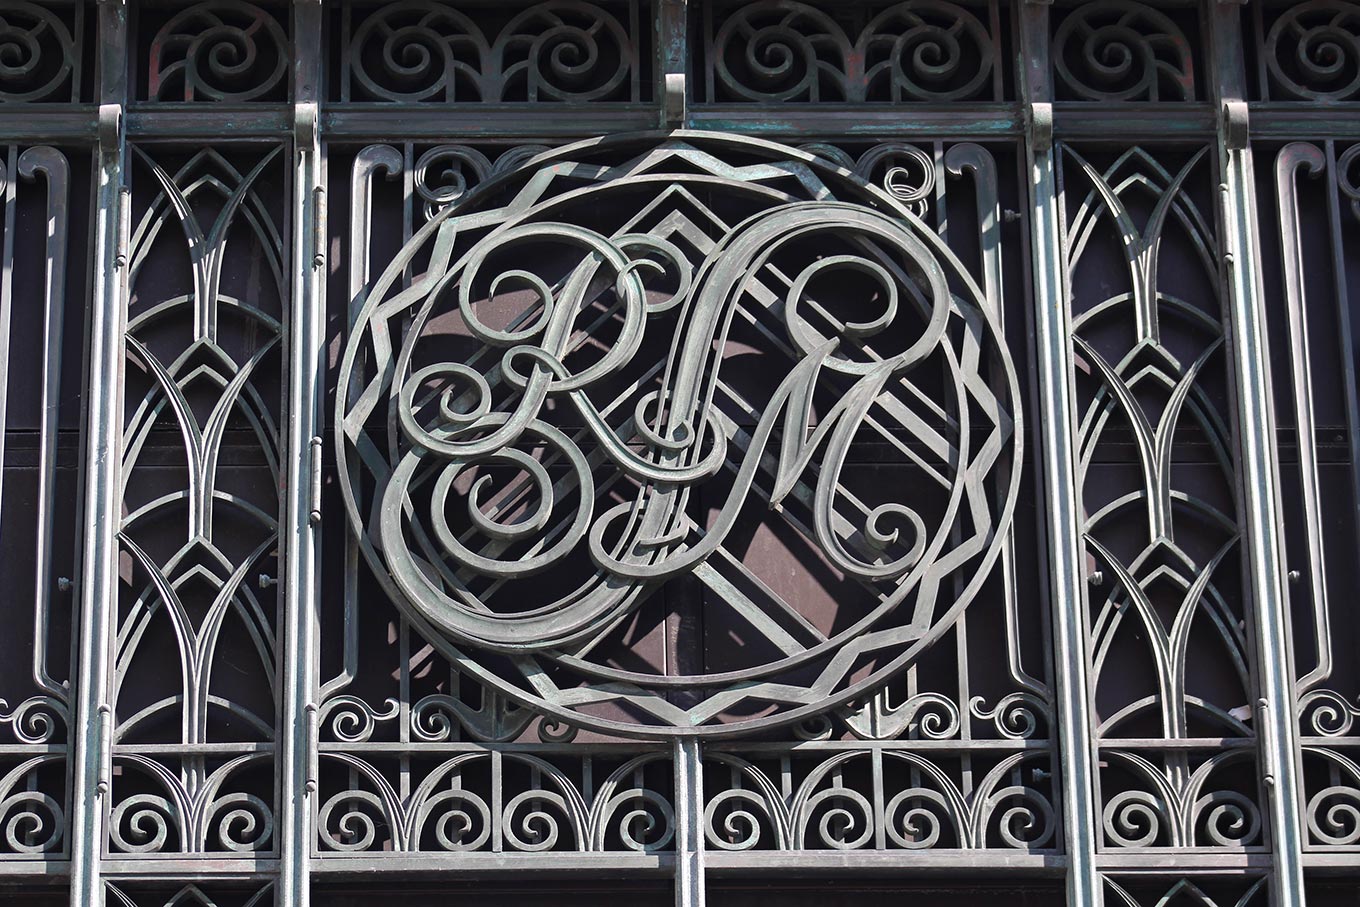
[1027, 102, 1054, 153]
[1223, 100, 1250, 151]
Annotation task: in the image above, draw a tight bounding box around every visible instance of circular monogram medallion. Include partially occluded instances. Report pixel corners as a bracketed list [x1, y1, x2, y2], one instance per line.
[337, 132, 1021, 738]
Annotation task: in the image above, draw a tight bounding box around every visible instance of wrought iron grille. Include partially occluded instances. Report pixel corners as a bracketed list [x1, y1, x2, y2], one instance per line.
[0, 2, 1356, 906]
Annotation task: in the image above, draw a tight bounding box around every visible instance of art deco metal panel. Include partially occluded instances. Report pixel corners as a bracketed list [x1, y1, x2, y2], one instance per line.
[107, 143, 288, 858]
[0, 1, 1354, 906]
[1055, 143, 1266, 853]
[323, 130, 1053, 864]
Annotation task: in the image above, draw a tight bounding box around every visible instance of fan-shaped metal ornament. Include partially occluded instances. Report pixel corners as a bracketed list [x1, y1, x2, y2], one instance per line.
[337, 131, 1022, 739]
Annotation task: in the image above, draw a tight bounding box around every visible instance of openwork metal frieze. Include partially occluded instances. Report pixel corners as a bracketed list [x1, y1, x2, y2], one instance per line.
[339, 0, 647, 103]
[1058, 145, 1263, 850]
[699, 0, 1003, 103]
[337, 132, 1022, 739]
[110, 146, 286, 855]
[0, 144, 74, 861]
[1050, 0, 1197, 102]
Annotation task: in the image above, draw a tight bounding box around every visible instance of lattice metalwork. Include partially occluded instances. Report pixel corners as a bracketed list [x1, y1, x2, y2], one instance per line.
[0, 1, 1352, 906]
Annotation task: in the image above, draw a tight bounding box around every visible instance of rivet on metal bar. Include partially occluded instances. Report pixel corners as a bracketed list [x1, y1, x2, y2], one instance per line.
[1087, 571, 1104, 587]
[259, 573, 278, 589]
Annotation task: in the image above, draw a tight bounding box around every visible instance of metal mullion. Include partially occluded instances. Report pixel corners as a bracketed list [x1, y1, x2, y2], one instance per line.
[70, 1, 128, 903]
[0, 145, 17, 561]
[1017, 3, 1102, 905]
[1208, 3, 1308, 905]
[673, 739, 705, 907]
[280, 2, 325, 905]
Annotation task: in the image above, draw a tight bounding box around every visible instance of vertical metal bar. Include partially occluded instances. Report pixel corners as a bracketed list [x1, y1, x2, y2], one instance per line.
[24, 144, 73, 711]
[1209, 4, 1307, 905]
[70, 1, 127, 903]
[1017, 3, 1102, 904]
[673, 739, 705, 907]
[656, 0, 687, 127]
[1274, 142, 1332, 693]
[1321, 140, 1360, 625]
[281, 2, 325, 905]
[0, 146, 16, 544]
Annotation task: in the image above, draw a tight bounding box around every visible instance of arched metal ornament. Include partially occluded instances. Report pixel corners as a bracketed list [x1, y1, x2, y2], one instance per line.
[337, 132, 1022, 739]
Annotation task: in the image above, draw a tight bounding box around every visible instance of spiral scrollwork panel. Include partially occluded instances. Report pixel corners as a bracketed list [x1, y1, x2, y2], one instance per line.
[339, 0, 648, 103]
[142, 0, 290, 102]
[0, 1, 82, 103]
[1257, 1, 1360, 102]
[336, 131, 1023, 740]
[699, 0, 1004, 103]
[701, 746, 1056, 852]
[1050, 0, 1198, 102]
[315, 748, 676, 854]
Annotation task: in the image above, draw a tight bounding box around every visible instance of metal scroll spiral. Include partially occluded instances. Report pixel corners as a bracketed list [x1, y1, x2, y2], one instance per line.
[347, 0, 633, 103]
[0, 1, 76, 102]
[337, 132, 1021, 738]
[317, 751, 675, 853]
[700, 750, 1055, 851]
[1265, 1, 1360, 102]
[711, 0, 994, 103]
[1052, 0, 1195, 102]
[147, 0, 288, 102]
[0, 695, 66, 853]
